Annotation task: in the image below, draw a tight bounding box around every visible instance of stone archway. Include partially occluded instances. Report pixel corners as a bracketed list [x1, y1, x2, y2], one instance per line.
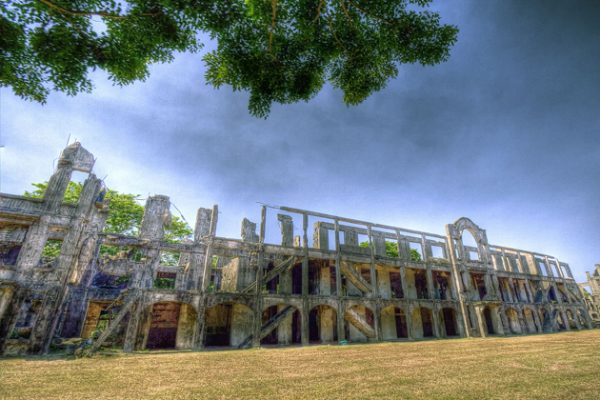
[505, 308, 522, 334]
[440, 307, 459, 337]
[345, 304, 375, 342]
[261, 304, 301, 346]
[308, 305, 337, 343]
[204, 302, 253, 348]
[145, 302, 197, 350]
[523, 307, 539, 333]
[411, 307, 435, 338]
[482, 306, 495, 335]
[380, 305, 408, 340]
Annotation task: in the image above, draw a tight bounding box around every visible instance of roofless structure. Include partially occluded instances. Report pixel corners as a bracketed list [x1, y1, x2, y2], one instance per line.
[0, 143, 592, 355]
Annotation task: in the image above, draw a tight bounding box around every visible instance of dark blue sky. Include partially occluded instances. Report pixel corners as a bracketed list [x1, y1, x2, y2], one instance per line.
[1, 0, 599, 280]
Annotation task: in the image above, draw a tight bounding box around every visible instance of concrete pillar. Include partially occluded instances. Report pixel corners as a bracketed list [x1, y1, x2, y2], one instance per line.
[277, 214, 294, 247]
[426, 266, 435, 300]
[400, 266, 408, 299]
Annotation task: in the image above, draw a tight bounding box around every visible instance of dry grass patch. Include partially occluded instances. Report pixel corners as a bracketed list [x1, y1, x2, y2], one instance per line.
[1, 330, 599, 399]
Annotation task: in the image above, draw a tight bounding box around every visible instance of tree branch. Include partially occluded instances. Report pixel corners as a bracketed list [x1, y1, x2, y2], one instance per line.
[268, 0, 278, 52]
[37, 0, 158, 20]
[313, 0, 326, 23]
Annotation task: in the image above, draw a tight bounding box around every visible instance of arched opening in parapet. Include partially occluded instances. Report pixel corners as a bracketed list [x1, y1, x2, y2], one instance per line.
[308, 305, 337, 343]
[461, 230, 480, 261]
[483, 306, 495, 335]
[146, 302, 197, 350]
[505, 308, 522, 334]
[523, 308, 538, 333]
[344, 305, 375, 342]
[380, 305, 408, 340]
[440, 307, 459, 337]
[411, 307, 434, 338]
[204, 302, 253, 348]
[261, 304, 301, 346]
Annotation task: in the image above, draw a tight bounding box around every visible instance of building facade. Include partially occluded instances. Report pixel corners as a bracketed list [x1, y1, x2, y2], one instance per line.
[0, 143, 592, 355]
[579, 265, 600, 323]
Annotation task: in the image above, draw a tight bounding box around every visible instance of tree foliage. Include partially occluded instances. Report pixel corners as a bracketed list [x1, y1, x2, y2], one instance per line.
[24, 181, 192, 242]
[1, 0, 457, 117]
[359, 240, 421, 261]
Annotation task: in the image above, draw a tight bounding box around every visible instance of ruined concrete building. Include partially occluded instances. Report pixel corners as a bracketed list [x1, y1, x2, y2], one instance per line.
[579, 265, 600, 324]
[0, 143, 593, 355]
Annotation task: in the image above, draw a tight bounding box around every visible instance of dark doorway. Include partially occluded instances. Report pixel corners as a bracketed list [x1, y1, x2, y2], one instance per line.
[394, 308, 408, 338]
[205, 303, 232, 347]
[146, 302, 180, 349]
[389, 271, 403, 298]
[442, 308, 458, 336]
[421, 308, 434, 337]
[291, 264, 302, 295]
[483, 307, 495, 335]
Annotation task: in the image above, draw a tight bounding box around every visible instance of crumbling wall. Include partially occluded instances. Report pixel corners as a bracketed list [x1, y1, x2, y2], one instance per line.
[0, 143, 592, 355]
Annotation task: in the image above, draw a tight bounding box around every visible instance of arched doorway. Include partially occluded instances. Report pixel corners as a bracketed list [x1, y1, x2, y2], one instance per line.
[565, 310, 577, 329]
[483, 306, 495, 335]
[576, 309, 588, 328]
[505, 308, 522, 334]
[441, 307, 458, 337]
[523, 308, 538, 333]
[204, 302, 253, 348]
[381, 306, 408, 340]
[556, 311, 566, 331]
[146, 302, 197, 350]
[261, 304, 301, 345]
[308, 305, 337, 343]
[411, 307, 434, 338]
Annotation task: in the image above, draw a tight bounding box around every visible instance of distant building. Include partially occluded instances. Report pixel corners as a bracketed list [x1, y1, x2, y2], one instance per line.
[579, 265, 600, 323]
[0, 143, 593, 356]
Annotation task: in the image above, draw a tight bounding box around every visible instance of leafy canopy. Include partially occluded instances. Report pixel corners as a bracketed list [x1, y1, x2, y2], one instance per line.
[1, 0, 457, 117]
[24, 181, 192, 242]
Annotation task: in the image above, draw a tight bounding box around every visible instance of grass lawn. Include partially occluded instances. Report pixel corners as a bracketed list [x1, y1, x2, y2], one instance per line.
[1, 330, 599, 400]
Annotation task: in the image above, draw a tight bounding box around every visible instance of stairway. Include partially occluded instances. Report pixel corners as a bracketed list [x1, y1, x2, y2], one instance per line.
[241, 256, 296, 294]
[344, 308, 376, 338]
[340, 261, 372, 294]
[238, 305, 295, 348]
[83, 289, 141, 355]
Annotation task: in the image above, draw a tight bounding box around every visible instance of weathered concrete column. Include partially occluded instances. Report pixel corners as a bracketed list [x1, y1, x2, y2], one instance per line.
[425, 266, 435, 300]
[191, 208, 213, 291]
[474, 305, 486, 337]
[401, 305, 411, 340]
[39, 175, 105, 353]
[399, 266, 409, 299]
[366, 226, 381, 341]
[251, 206, 267, 348]
[431, 305, 441, 338]
[560, 309, 571, 331]
[43, 163, 73, 212]
[334, 224, 345, 342]
[123, 195, 170, 352]
[483, 273, 494, 299]
[301, 214, 310, 346]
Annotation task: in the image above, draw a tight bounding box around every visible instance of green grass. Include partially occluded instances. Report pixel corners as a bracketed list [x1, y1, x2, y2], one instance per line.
[1, 330, 599, 399]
